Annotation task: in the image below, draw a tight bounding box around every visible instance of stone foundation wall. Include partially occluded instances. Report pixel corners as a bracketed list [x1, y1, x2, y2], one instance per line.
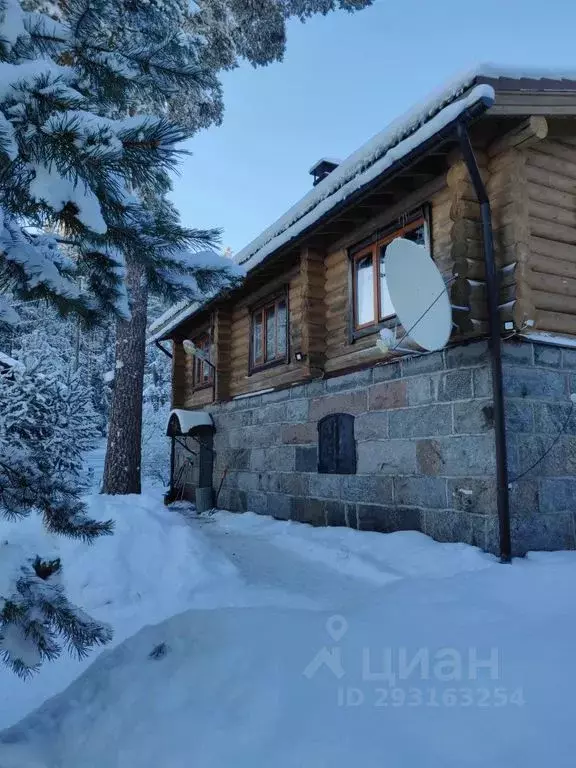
[203, 340, 504, 552]
[503, 340, 576, 554]
[173, 338, 576, 555]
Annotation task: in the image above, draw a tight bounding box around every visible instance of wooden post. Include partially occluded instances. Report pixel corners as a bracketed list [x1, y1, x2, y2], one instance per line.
[213, 306, 232, 401]
[300, 246, 326, 375]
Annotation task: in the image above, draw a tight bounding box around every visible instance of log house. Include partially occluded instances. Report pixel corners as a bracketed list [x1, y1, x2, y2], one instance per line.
[152, 69, 576, 555]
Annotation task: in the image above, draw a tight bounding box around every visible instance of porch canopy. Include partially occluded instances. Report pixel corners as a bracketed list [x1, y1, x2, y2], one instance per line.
[166, 409, 214, 437]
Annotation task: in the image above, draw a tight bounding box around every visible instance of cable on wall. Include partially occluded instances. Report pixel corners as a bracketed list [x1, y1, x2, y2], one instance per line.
[509, 395, 576, 485]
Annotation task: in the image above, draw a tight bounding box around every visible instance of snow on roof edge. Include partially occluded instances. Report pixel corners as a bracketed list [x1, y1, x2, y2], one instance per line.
[148, 299, 198, 343]
[234, 63, 576, 272]
[233, 75, 484, 270]
[236, 83, 494, 273]
[147, 249, 245, 342]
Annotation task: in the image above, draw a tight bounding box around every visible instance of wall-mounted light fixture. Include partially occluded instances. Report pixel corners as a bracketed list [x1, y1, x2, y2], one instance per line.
[294, 351, 304, 362]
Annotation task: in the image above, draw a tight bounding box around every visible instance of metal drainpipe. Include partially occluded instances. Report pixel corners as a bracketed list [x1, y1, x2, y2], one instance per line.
[456, 122, 512, 563]
[154, 340, 173, 359]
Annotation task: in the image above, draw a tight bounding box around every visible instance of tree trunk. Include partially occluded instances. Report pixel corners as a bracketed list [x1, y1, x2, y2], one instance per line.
[102, 255, 148, 494]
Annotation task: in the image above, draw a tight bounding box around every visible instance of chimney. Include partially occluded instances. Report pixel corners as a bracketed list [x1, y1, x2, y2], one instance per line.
[309, 158, 340, 186]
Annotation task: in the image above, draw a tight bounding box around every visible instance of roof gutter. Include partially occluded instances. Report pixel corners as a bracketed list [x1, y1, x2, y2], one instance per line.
[456, 121, 512, 564]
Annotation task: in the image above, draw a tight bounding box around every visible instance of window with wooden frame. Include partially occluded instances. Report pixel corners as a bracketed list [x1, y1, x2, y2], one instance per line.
[190, 334, 213, 389]
[351, 212, 431, 334]
[250, 293, 288, 371]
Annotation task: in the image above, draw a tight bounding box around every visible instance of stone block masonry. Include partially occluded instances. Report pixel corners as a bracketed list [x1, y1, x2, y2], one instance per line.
[501, 339, 576, 554]
[208, 340, 497, 553]
[178, 338, 576, 556]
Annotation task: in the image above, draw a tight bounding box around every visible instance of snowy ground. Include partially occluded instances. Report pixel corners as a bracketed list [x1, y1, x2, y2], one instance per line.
[2, 488, 576, 766]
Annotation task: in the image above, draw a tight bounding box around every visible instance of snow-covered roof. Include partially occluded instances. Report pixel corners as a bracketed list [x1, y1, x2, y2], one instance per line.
[234, 82, 493, 272]
[167, 409, 214, 435]
[156, 64, 576, 338]
[149, 299, 202, 344]
[233, 64, 576, 273]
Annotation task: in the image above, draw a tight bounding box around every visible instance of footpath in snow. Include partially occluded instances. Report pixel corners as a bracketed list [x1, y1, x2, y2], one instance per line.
[2, 489, 576, 767]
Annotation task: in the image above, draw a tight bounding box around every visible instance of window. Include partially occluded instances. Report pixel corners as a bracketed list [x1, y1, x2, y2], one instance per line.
[250, 294, 288, 370]
[191, 334, 213, 389]
[318, 413, 356, 474]
[352, 215, 429, 332]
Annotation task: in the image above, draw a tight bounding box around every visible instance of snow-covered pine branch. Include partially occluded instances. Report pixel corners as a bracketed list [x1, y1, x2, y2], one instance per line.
[0, 0, 207, 322]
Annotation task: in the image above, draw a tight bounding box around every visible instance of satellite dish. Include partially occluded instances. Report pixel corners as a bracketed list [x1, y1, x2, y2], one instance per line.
[384, 238, 452, 351]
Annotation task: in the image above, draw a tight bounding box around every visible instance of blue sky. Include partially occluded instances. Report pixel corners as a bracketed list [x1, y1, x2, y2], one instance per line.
[171, 0, 575, 254]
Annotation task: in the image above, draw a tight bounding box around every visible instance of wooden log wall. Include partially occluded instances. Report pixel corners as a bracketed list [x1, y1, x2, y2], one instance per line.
[300, 247, 326, 375]
[172, 312, 220, 410]
[489, 147, 534, 330]
[524, 135, 576, 336]
[213, 306, 231, 401]
[183, 383, 213, 409]
[171, 339, 187, 409]
[227, 262, 311, 397]
[447, 155, 487, 335]
[447, 118, 550, 336]
[170, 117, 576, 409]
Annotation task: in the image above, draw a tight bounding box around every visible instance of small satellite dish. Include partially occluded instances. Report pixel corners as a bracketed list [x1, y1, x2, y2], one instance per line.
[384, 238, 452, 351]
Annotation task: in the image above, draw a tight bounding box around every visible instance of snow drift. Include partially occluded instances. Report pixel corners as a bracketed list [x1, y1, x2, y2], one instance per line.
[0, 491, 237, 729]
[3, 500, 576, 767]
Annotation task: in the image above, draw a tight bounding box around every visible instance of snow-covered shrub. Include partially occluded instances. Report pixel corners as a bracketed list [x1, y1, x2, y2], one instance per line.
[0, 358, 112, 676]
[15, 330, 100, 470]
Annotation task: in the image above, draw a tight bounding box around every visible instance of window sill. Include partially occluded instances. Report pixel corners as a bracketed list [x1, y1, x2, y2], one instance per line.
[190, 382, 214, 393]
[249, 357, 289, 375]
[351, 317, 398, 343]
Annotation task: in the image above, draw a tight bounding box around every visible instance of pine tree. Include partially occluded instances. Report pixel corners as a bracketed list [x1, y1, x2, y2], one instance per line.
[0, 0, 225, 673]
[90, 0, 374, 494]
